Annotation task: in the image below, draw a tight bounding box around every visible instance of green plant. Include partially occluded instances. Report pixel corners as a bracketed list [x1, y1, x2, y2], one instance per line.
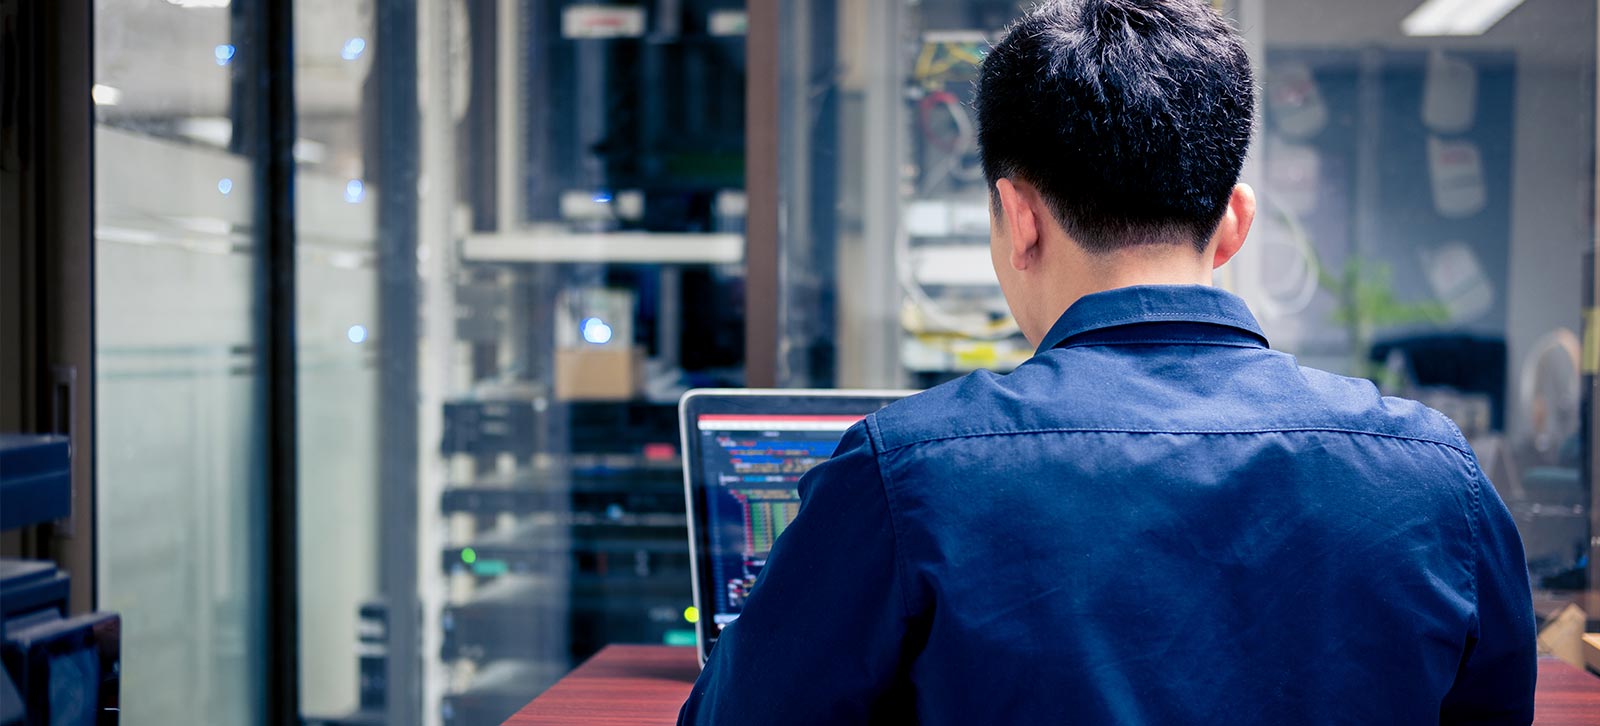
[1318, 257, 1451, 382]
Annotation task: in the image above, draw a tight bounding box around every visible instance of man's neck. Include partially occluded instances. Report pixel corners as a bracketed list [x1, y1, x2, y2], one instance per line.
[1029, 246, 1215, 341]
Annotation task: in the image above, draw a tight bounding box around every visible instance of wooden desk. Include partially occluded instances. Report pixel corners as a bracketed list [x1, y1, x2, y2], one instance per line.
[503, 645, 1600, 725]
[503, 646, 696, 726]
[1538, 655, 1600, 724]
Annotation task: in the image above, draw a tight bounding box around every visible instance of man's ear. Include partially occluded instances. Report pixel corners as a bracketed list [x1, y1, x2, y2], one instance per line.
[996, 178, 1041, 271]
[1210, 183, 1255, 269]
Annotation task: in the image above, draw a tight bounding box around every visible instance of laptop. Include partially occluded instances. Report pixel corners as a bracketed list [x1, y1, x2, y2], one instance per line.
[679, 389, 911, 665]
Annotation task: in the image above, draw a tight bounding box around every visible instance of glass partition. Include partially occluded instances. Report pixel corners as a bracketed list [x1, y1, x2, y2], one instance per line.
[289, 2, 748, 725]
[93, 1, 264, 723]
[97, 1, 748, 724]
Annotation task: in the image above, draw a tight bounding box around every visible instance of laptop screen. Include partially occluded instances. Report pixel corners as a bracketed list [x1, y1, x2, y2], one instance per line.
[694, 414, 863, 630]
[680, 390, 910, 663]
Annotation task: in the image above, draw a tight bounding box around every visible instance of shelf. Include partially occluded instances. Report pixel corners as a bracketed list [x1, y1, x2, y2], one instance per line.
[462, 231, 743, 264]
[441, 399, 681, 458]
[442, 659, 572, 726]
[442, 485, 685, 518]
[911, 244, 1000, 286]
[444, 520, 690, 578]
[442, 575, 690, 660]
[445, 461, 682, 489]
[444, 546, 693, 580]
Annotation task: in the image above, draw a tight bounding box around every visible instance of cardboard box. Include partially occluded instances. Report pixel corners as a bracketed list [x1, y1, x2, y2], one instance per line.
[1536, 601, 1588, 669]
[1582, 633, 1600, 674]
[555, 347, 640, 401]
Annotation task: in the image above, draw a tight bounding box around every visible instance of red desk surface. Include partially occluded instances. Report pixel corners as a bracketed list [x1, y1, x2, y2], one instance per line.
[504, 645, 1600, 725]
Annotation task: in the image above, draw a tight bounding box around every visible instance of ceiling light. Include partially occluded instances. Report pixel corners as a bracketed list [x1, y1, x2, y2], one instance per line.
[91, 84, 122, 106]
[581, 317, 614, 345]
[341, 37, 366, 61]
[164, 0, 230, 8]
[1402, 0, 1527, 36]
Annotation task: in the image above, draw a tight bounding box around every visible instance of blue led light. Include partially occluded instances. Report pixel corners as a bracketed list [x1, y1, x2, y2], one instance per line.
[341, 37, 366, 61]
[580, 317, 614, 345]
[347, 325, 368, 344]
[344, 179, 364, 204]
[217, 178, 233, 195]
[592, 192, 612, 204]
[215, 44, 235, 66]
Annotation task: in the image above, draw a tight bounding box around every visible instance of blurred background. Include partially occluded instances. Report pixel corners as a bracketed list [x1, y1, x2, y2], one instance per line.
[2, 0, 1597, 724]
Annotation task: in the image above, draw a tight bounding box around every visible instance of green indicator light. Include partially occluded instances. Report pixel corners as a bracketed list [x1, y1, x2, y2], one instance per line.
[472, 559, 508, 576]
[664, 630, 696, 646]
[683, 606, 700, 624]
[460, 547, 477, 565]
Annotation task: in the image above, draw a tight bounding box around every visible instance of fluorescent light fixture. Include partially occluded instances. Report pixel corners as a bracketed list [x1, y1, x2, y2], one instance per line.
[176, 117, 232, 148]
[91, 84, 122, 106]
[164, 0, 230, 7]
[1402, 0, 1527, 36]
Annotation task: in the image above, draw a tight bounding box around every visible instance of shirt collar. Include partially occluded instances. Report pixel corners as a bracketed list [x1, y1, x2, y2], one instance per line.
[1034, 284, 1269, 354]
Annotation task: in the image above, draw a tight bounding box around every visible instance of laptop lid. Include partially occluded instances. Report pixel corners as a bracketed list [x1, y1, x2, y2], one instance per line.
[679, 389, 911, 666]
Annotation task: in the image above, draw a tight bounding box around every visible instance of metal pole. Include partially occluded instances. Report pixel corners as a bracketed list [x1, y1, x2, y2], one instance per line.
[497, 0, 522, 232]
[746, 0, 781, 388]
[416, 0, 460, 722]
[238, 0, 302, 720]
[375, 0, 422, 723]
[1587, 0, 1600, 592]
[848, 0, 906, 388]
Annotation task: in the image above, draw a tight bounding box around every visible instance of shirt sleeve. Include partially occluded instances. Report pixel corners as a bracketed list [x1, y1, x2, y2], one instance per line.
[679, 420, 917, 725]
[1439, 465, 1537, 725]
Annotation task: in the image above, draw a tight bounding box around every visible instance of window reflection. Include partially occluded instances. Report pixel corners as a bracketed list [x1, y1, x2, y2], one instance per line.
[89, 1, 1600, 724]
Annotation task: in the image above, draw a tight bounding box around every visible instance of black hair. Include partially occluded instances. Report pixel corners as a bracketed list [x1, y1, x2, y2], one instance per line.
[976, 0, 1255, 253]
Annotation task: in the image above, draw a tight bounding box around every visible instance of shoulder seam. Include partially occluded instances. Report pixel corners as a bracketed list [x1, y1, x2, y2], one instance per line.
[879, 425, 1475, 459]
[865, 414, 915, 619]
[1462, 454, 1486, 634]
[1440, 404, 1485, 622]
[1432, 410, 1477, 459]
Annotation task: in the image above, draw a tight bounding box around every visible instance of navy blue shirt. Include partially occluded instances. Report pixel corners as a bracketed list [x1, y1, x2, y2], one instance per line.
[680, 285, 1536, 725]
